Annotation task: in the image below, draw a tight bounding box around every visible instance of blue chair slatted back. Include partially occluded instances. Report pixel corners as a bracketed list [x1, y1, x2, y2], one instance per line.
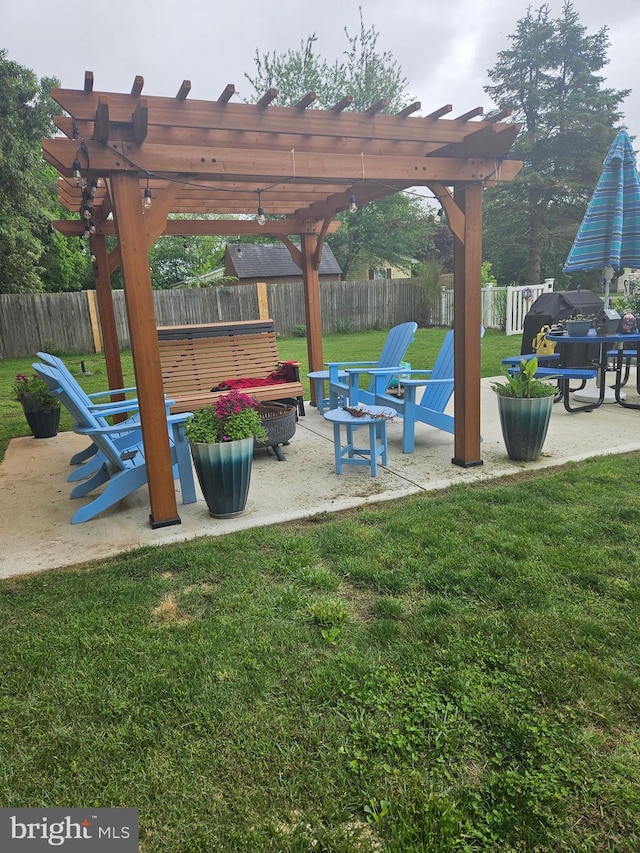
[32, 363, 130, 472]
[365, 322, 418, 393]
[418, 329, 454, 412]
[418, 326, 485, 413]
[36, 353, 96, 409]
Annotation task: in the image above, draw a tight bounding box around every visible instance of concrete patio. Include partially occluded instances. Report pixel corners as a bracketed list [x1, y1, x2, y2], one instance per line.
[2, 375, 640, 580]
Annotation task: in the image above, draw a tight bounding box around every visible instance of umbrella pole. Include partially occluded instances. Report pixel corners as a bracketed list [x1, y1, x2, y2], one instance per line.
[603, 264, 614, 309]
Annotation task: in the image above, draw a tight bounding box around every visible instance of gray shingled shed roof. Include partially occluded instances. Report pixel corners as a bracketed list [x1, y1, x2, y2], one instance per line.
[227, 243, 342, 278]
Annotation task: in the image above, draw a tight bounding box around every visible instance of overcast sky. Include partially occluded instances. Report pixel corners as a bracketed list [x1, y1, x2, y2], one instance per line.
[3, 0, 639, 135]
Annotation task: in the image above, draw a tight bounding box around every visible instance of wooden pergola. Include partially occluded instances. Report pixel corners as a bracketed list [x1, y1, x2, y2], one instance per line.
[43, 72, 521, 527]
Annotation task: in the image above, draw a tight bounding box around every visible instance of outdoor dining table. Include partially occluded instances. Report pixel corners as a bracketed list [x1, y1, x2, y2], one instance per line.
[545, 331, 640, 410]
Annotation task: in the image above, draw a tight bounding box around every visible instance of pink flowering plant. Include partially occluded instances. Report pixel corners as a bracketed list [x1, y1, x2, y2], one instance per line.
[185, 390, 268, 444]
[13, 373, 60, 412]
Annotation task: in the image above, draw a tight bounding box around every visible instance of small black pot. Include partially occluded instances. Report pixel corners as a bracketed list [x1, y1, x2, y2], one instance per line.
[23, 406, 61, 439]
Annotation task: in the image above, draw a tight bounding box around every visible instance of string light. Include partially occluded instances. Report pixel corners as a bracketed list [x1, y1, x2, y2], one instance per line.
[349, 193, 357, 213]
[256, 189, 266, 226]
[72, 159, 82, 186]
[143, 177, 152, 209]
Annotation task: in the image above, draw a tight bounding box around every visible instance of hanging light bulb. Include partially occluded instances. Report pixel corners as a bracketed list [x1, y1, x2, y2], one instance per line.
[256, 191, 265, 225]
[73, 159, 82, 186]
[143, 176, 152, 209]
[349, 193, 357, 213]
[89, 179, 99, 198]
[89, 220, 96, 234]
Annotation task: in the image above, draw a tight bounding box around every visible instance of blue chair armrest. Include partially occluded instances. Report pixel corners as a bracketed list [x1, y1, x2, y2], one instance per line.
[325, 361, 377, 367]
[361, 365, 418, 375]
[87, 386, 138, 399]
[400, 377, 451, 387]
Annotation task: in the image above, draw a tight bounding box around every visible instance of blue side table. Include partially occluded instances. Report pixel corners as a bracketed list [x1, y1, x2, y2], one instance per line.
[323, 405, 395, 477]
[307, 369, 347, 414]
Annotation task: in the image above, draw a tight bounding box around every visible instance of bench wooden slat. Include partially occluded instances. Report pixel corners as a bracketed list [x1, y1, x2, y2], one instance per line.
[158, 321, 305, 416]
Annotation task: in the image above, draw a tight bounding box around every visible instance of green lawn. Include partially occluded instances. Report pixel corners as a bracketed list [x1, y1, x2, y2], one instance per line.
[2, 328, 639, 851]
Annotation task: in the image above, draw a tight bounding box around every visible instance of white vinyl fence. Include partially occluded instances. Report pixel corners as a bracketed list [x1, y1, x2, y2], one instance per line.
[505, 279, 555, 335]
[439, 280, 555, 332]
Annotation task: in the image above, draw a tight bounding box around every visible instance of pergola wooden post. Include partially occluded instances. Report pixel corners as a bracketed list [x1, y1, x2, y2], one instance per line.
[89, 232, 125, 406]
[451, 183, 483, 467]
[44, 74, 521, 526]
[110, 171, 180, 526]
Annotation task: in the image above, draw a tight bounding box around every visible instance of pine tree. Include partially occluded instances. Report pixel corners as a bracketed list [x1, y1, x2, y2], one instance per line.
[483, 2, 629, 286]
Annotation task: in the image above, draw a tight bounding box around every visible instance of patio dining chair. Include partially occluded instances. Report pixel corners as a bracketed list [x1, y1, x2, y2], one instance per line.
[32, 363, 196, 524]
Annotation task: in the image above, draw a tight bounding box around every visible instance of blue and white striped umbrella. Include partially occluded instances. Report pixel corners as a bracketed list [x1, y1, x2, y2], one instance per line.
[564, 129, 640, 282]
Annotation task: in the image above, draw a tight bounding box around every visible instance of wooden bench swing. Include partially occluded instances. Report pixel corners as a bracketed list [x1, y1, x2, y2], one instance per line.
[157, 319, 306, 416]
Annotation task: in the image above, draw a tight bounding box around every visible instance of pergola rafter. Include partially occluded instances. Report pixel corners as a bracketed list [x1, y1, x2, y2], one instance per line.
[44, 73, 521, 527]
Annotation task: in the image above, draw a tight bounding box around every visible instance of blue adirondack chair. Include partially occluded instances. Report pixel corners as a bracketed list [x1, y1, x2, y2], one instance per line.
[362, 327, 485, 453]
[325, 322, 418, 410]
[36, 353, 171, 480]
[33, 363, 196, 524]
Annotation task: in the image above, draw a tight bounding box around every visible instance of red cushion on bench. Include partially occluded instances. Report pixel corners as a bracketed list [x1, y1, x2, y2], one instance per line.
[211, 361, 299, 392]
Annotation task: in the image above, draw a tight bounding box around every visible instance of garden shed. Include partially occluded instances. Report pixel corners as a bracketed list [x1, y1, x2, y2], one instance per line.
[44, 72, 521, 526]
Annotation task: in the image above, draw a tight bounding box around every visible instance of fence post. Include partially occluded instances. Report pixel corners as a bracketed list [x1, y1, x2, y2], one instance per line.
[85, 289, 103, 353]
[256, 281, 269, 320]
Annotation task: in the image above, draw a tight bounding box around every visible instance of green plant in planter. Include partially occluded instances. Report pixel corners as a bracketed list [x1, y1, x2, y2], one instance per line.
[12, 372, 61, 438]
[185, 391, 269, 519]
[491, 357, 556, 399]
[12, 373, 61, 412]
[185, 390, 268, 444]
[492, 358, 556, 462]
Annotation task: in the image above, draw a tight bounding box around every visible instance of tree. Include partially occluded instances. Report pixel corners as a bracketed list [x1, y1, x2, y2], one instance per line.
[0, 51, 89, 293]
[148, 231, 227, 289]
[245, 11, 411, 113]
[245, 11, 438, 278]
[330, 193, 437, 279]
[483, 2, 629, 287]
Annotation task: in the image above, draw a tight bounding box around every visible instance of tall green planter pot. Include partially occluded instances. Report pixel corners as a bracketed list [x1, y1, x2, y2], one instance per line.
[23, 406, 61, 439]
[189, 436, 254, 518]
[497, 395, 554, 462]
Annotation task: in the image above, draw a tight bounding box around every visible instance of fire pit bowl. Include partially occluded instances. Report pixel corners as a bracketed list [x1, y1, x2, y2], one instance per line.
[254, 401, 297, 461]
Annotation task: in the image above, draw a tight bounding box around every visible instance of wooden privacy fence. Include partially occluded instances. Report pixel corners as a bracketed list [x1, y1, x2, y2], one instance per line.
[1, 277, 511, 359]
[1, 279, 426, 358]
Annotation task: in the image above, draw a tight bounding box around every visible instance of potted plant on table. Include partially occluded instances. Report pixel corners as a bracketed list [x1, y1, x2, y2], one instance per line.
[563, 313, 594, 337]
[13, 372, 61, 438]
[185, 390, 268, 518]
[492, 357, 556, 462]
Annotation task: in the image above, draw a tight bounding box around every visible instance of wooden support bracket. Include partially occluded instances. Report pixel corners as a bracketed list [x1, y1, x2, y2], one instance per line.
[93, 98, 110, 143]
[132, 99, 148, 144]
